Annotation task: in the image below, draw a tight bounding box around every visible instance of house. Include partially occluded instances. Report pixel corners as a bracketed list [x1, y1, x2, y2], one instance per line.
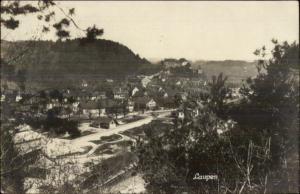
[72, 101, 80, 113]
[133, 90, 147, 97]
[57, 107, 73, 119]
[134, 97, 157, 110]
[1, 90, 17, 103]
[154, 96, 176, 108]
[77, 91, 90, 101]
[98, 92, 107, 100]
[81, 80, 88, 88]
[172, 108, 185, 120]
[178, 111, 185, 119]
[15, 93, 22, 102]
[197, 68, 203, 75]
[163, 92, 168, 98]
[90, 91, 107, 100]
[113, 88, 128, 99]
[127, 76, 141, 84]
[106, 79, 114, 83]
[127, 100, 134, 112]
[231, 88, 241, 99]
[91, 117, 117, 129]
[176, 92, 188, 101]
[162, 58, 181, 69]
[141, 76, 151, 87]
[187, 107, 199, 117]
[1, 94, 5, 102]
[162, 58, 190, 69]
[163, 89, 187, 101]
[46, 101, 60, 110]
[114, 91, 127, 99]
[80, 101, 103, 118]
[130, 87, 140, 97]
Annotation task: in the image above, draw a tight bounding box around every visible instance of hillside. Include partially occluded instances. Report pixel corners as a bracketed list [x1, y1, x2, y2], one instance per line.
[193, 60, 258, 83]
[1, 39, 151, 84]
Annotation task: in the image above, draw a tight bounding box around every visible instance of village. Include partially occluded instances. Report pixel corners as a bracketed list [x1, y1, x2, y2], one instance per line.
[1, 58, 243, 192]
[1, 58, 219, 132]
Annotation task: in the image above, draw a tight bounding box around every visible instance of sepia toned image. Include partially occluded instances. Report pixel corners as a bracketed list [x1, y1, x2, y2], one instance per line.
[1, 1, 299, 193]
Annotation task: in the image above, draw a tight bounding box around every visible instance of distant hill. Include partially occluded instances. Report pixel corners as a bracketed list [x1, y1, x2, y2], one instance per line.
[192, 60, 258, 84]
[1, 39, 151, 85]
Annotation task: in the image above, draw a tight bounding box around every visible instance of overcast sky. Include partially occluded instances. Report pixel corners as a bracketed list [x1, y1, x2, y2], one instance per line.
[1, 1, 299, 61]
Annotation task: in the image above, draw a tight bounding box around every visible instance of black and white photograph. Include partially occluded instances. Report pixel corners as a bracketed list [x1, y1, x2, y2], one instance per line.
[1, 1, 299, 193]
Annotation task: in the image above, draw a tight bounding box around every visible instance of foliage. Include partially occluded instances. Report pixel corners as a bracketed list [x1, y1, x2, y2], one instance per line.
[85, 25, 104, 42]
[1, 1, 102, 193]
[135, 40, 299, 193]
[1, 39, 150, 87]
[136, 106, 238, 193]
[1, 123, 25, 194]
[234, 41, 299, 166]
[27, 110, 81, 138]
[81, 151, 136, 190]
[1, 0, 103, 40]
[208, 73, 231, 118]
[169, 64, 194, 77]
[228, 40, 299, 192]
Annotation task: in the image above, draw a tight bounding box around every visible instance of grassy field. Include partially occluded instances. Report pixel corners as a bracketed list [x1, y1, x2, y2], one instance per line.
[93, 140, 133, 156]
[90, 134, 123, 145]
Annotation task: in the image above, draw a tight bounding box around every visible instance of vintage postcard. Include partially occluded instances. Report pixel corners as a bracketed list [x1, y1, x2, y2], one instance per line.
[1, 1, 299, 193]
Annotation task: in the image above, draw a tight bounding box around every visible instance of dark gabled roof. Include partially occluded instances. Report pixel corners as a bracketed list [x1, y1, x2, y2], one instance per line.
[97, 117, 114, 123]
[98, 91, 106, 95]
[113, 87, 128, 93]
[114, 91, 128, 95]
[97, 99, 121, 108]
[164, 88, 181, 97]
[80, 101, 98, 109]
[133, 97, 154, 104]
[91, 91, 105, 96]
[132, 89, 146, 97]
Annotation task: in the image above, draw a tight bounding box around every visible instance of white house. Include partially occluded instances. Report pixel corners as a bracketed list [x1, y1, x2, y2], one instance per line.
[72, 102, 80, 112]
[1, 94, 5, 102]
[16, 94, 22, 102]
[81, 80, 88, 88]
[127, 100, 134, 112]
[113, 88, 127, 99]
[178, 111, 184, 119]
[131, 87, 139, 96]
[146, 99, 157, 110]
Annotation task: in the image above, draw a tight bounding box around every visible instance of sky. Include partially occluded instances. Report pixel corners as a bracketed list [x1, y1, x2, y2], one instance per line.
[1, 1, 299, 61]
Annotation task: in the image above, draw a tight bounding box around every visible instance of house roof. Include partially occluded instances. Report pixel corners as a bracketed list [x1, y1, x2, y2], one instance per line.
[97, 117, 114, 123]
[96, 99, 121, 108]
[164, 88, 181, 97]
[92, 91, 106, 96]
[113, 87, 128, 93]
[80, 101, 99, 109]
[133, 97, 154, 104]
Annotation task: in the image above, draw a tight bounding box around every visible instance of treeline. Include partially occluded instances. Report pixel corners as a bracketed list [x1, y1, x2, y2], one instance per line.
[1, 39, 152, 86]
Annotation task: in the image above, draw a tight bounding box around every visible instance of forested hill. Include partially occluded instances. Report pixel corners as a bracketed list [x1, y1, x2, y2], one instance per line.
[1, 39, 150, 81]
[193, 60, 258, 83]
